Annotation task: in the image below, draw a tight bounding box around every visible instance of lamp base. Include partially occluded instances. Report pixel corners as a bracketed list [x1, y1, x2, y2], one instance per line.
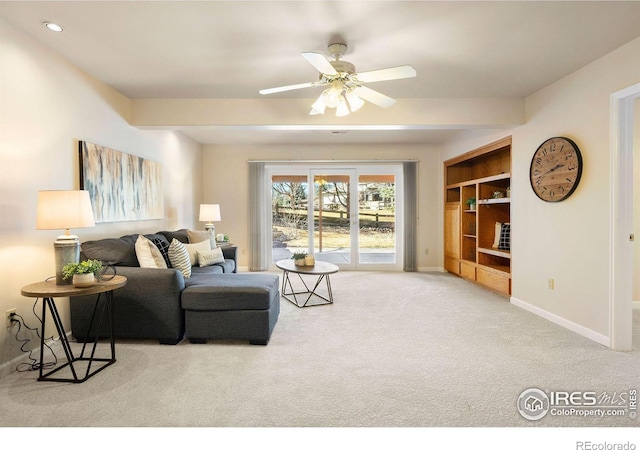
[204, 223, 216, 235]
[54, 236, 80, 285]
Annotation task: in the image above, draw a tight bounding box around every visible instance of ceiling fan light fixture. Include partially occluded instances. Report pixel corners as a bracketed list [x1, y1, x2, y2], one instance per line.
[310, 94, 327, 115]
[260, 41, 416, 116]
[345, 90, 365, 112]
[335, 96, 350, 117]
[324, 87, 340, 108]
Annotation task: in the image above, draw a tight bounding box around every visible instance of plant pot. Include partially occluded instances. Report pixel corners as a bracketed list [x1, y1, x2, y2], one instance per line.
[304, 255, 315, 266]
[469, 204, 476, 211]
[72, 273, 95, 288]
[294, 258, 305, 266]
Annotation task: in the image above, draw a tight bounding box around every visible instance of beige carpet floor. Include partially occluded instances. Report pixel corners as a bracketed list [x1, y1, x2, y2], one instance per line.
[1, 271, 638, 434]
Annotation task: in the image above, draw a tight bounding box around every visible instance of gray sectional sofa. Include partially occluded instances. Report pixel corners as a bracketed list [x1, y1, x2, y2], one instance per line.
[70, 229, 280, 345]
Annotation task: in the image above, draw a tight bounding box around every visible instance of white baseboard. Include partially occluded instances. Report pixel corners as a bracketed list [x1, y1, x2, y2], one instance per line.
[510, 296, 610, 348]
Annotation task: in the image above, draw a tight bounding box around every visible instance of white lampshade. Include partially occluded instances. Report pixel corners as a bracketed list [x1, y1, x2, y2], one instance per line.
[36, 190, 95, 285]
[325, 87, 340, 108]
[310, 93, 327, 115]
[36, 190, 95, 234]
[336, 96, 350, 117]
[346, 90, 365, 112]
[199, 204, 221, 222]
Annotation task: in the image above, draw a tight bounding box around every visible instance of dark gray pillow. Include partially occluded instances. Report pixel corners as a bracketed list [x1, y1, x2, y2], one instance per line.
[81, 238, 138, 267]
[158, 229, 189, 244]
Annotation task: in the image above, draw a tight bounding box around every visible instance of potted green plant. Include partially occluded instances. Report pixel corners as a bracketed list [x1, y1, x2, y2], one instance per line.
[466, 197, 476, 211]
[291, 251, 308, 266]
[63, 259, 103, 287]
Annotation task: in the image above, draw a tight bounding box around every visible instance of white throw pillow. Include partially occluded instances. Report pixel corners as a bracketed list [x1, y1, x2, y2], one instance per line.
[135, 235, 167, 269]
[198, 248, 225, 267]
[168, 238, 191, 278]
[183, 239, 211, 266]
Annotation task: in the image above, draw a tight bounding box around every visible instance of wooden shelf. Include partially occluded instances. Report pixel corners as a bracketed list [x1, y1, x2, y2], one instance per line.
[482, 264, 511, 275]
[443, 136, 512, 295]
[477, 198, 510, 205]
[478, 247, 511, 259]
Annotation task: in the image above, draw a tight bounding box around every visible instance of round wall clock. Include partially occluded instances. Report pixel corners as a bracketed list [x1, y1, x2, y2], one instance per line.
[529, 136, 583, 202]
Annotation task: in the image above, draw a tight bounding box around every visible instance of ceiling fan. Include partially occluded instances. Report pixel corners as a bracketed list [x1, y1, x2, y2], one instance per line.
[259, 42, 416, 116]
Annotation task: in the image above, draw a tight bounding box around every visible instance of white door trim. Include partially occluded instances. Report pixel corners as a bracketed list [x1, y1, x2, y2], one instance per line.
[609, 82, 640, 351]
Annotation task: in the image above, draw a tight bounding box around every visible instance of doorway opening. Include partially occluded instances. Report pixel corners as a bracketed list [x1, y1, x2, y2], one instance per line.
[610, 82, 640, 351]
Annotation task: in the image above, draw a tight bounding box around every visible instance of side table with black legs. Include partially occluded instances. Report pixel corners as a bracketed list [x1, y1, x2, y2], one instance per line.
[20, 275, 127, 383]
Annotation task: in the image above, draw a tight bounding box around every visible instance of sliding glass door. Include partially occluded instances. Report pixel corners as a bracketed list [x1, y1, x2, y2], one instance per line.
[269, 164, 403, 270]
[311, 170, 355, 266]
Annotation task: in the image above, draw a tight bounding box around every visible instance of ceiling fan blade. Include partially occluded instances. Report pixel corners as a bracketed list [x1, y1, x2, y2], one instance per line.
[356, 65, 416, 83]
[354, 86, 396, 108]
[301, 52, 338, 75]
[259, 82, 316, 95]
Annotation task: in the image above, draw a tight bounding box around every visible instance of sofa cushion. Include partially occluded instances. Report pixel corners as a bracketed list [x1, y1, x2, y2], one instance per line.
[182, 274, 279, 311]
[190, 265, 224, 276]
[82, 237, 138, 267]
[198, 248, 224, 267]
[150, 236, 172, 267]
[135, 235, 167, 269]
[158, 229, 189, 244]
[183, 239, 211, 266]
[187, 229, 216, 248]
[168, 238, 191, 278]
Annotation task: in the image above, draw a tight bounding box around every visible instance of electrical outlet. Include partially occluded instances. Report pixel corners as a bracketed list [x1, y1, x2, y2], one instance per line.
[5, 308, 16, 328]
[548, 279, 555, 290]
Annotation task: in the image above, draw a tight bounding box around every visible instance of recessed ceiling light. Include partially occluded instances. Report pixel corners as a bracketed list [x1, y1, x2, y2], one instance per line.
[43, 22, 63, 32]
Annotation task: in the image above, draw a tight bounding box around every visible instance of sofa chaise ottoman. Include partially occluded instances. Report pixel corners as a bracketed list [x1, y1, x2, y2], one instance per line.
[182, 273, 280, 345]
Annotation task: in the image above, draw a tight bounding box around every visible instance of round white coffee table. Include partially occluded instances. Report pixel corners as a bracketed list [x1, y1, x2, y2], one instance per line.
[276, 259, 339, 307]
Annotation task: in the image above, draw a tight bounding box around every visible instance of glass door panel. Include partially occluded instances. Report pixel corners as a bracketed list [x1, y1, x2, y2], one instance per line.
[312, 171, 354, 266]
[271, 175, 309, 263]
[358, 174, 396, 264]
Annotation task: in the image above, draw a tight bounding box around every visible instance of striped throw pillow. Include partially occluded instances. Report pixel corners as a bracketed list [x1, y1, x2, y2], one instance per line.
[168, 238, 191, 278]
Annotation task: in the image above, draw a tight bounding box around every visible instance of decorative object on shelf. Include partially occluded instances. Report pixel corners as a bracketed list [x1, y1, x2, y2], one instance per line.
[492, 191, 505, 199]
[304, 254, 315, 266]
[466, 197, 476, 211]
[506, 186, 511, 197]
[79, 141, 163, 222]
[291, 251, 308, 266]
[36, 190, 96, 285]
[529, 136, 583, 202]
[62, 259, 103, 287]
[199, 204, 221, 238]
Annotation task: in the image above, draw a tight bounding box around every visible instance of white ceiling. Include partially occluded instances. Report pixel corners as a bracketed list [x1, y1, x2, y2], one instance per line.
[2, 0, 640, 145]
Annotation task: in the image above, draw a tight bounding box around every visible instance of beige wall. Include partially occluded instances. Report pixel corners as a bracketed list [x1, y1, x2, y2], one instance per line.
[0, 19, 202, 370]
[202, 144, 442, 271]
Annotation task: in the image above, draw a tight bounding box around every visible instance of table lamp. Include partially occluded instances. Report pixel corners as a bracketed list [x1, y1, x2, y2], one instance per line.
[199, 204, 221, 236]
[36, 190, 96, 284]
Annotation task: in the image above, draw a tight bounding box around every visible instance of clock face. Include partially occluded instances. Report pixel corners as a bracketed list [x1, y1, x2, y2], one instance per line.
[529, 137, 583, 202]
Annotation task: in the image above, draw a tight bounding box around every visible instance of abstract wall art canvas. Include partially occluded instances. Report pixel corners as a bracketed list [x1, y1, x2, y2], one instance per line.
[79, 141, 164, 223]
